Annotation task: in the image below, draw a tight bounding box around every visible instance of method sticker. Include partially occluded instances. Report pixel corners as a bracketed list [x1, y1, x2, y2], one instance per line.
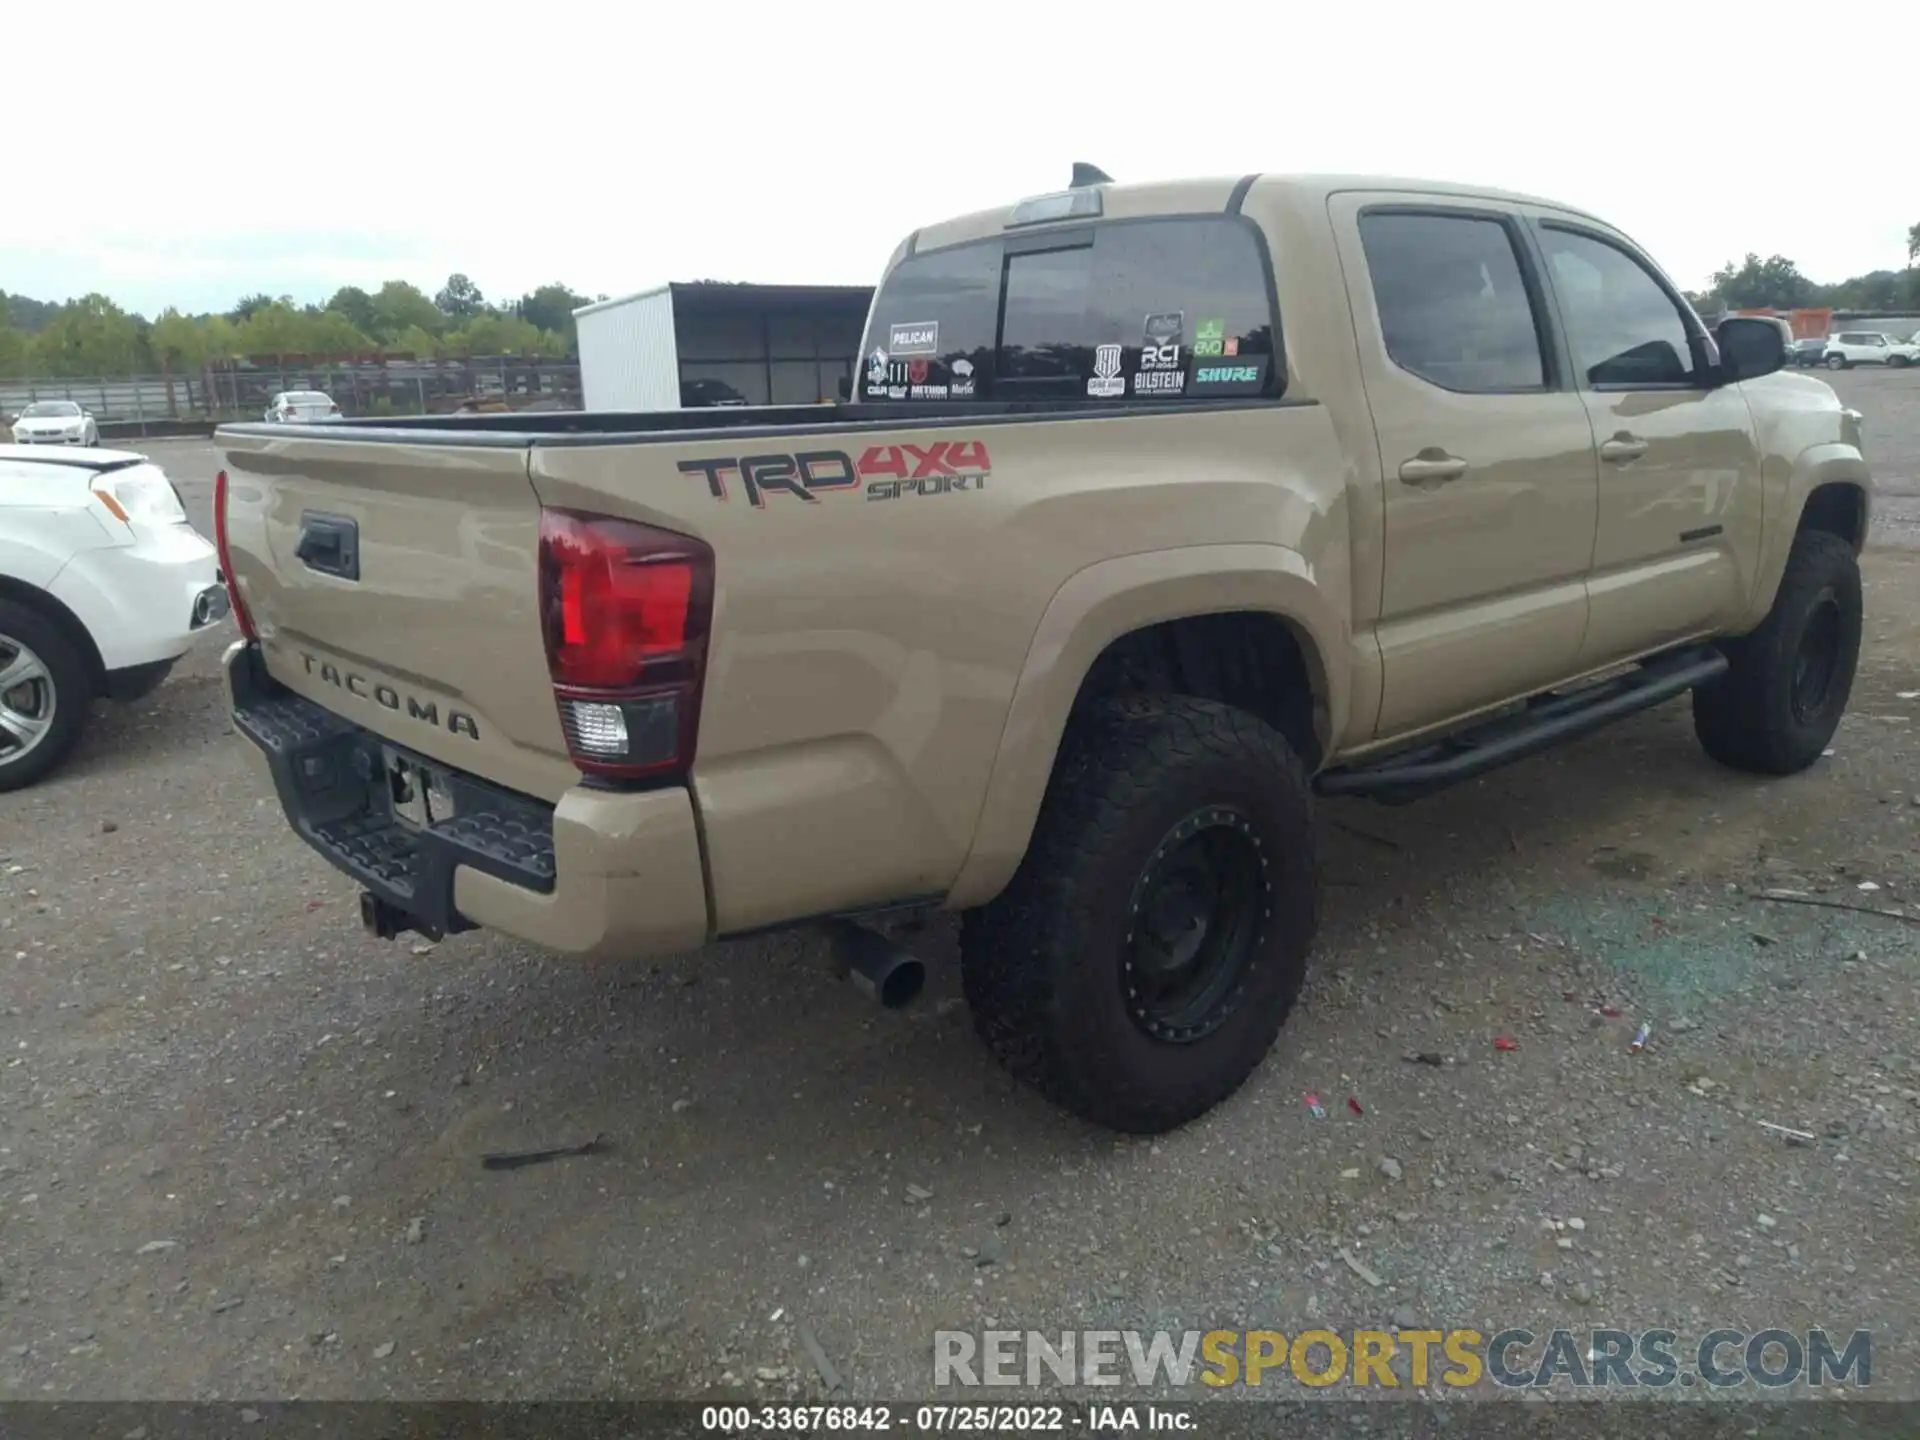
[1193, 317, 1226, 357]
[1190, 357, 1268, 396]
[889, 321, 940, 356]
[1087, 344, 1126, 398]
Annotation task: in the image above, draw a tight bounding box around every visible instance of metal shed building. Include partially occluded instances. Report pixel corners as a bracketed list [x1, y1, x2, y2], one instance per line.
[573, 282, 874, 412]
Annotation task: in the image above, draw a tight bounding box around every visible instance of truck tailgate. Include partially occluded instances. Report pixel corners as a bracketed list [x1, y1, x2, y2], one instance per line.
[219, 431, 575, 802]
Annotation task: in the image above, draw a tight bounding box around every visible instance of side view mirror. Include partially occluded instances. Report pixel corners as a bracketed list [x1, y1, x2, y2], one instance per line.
[1716, 317, 1786, 383]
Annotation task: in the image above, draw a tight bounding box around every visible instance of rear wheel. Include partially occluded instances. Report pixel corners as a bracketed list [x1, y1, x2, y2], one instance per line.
[1891, 355, 1911, 369]
[0, 601, 91, 792]
[1826, 353, 1848, 371]
[960, 696, 1319, 1133]
[1693, 529, 1861, 775]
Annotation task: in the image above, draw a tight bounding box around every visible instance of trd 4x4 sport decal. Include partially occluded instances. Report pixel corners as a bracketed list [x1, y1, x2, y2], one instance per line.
[679, 440, 993, 507]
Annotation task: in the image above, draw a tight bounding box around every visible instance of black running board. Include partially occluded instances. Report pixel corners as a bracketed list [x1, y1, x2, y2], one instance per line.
[1315, 645, 1728, 805]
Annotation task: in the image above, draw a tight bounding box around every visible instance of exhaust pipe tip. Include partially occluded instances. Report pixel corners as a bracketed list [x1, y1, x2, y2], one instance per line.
[825, 919, 926, 1010]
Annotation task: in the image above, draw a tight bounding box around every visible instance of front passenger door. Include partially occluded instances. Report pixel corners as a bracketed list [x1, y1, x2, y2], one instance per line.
[1533, 222, 1764, 669]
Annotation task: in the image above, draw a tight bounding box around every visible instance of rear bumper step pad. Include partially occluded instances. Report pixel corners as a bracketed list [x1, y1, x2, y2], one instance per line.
[229, 648, 555, 939]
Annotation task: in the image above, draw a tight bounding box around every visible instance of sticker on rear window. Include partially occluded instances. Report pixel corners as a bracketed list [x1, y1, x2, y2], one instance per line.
[1132, 368, 1186, 396]
[1190, 357, 1268, 395]
[1193, 317, 1227, 357]
[889, 322, 940, 356]
[1144, 311, 1184, 347]
[1087, 344, 1126, 398]
[949, 357, 976, 398]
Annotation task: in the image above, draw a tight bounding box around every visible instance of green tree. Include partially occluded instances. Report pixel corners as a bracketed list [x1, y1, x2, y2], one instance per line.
[0, 323, 29, 378]
[304, 310, 373, 354]
[369, 281, 443, 341]
[151, 307, 213, 369]
[1707, 253, 1813, 310]
[227, 293, 278, 324]
[444, 313, 550, 356]
[325, 285, 379, 335]
[234, 301, 363, 355]
[513, 283, 589, 344]
[31, 295, 143, 376]
[390, 324, 442, 358]
[434, 272, 488, 321]
[1907, 222, 1920, 268]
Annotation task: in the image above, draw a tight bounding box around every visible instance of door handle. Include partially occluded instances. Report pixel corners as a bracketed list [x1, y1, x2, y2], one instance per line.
[1600, 434, 1649, 464]
[1397, 453, 1468, 486]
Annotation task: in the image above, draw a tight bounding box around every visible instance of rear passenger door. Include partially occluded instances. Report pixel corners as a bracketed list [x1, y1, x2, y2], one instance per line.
[1530, 222, 1764, 669]
[1331, 196, 1600, 740]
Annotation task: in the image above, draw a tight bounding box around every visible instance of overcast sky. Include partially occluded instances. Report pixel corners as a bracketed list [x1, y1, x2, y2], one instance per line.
[7, 1, 1911, 317]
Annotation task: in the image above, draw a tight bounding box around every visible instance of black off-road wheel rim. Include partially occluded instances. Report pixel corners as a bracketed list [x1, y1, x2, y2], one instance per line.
[1122, 807, 1268, 1043]
[1790, 590, 1843, 725]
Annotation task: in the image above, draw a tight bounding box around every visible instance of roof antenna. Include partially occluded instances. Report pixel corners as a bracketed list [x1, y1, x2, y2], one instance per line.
[1070, 162, 1113, 188]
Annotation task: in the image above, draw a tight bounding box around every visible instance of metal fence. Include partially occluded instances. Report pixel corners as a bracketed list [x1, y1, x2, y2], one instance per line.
[2, 357, 583, 431]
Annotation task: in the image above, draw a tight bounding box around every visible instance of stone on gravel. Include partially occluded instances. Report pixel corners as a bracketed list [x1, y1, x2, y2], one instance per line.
[135, 1240, 178, 1254]
[1391, 1306, 1417, 1329]
[241, 1410, 261, 1425]
[1757, 1214, 1777, 1229]
[1566, 1218, 1585, 1232]
[1338, 1248, 1383, 1288]
[405, 1217, 425, 1245]
[1571, 1282, 1594, 1305]
[374, 1341, 396, 1359]
[1379, 1157, 1403, 1182]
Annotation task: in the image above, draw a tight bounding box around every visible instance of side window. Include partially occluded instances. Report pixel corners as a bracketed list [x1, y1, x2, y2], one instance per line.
[1539, 227, 1697, 387]
[859, 242, 1002, 401]
[1356, 212, 1547, 392]
[998, 219, 1279, 402]
[858, 218, 1279, 403]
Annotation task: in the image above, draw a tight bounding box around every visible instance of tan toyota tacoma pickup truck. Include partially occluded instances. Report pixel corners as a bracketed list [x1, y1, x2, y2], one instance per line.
[215, 172, 1871, 1133]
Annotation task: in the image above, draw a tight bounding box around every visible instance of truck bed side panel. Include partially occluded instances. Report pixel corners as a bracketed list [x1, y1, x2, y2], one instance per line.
[529, 403, 1350, 931]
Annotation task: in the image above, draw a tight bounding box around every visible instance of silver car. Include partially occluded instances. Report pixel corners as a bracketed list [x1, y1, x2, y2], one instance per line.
[10, 400, 100, 446]
[264, 390, 341, 423]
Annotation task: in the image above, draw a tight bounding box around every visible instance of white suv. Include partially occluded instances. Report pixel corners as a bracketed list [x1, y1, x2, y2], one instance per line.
[1823, 331, 1920, 369]
[0, 446, 226, 790]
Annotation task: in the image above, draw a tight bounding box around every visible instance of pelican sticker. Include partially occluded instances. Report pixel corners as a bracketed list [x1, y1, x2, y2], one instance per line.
[888, 322, 940, 356]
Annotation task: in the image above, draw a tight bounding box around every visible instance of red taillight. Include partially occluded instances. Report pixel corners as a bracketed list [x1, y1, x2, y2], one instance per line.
[537, 509, 713, 781]
[212, 469, 258, 641]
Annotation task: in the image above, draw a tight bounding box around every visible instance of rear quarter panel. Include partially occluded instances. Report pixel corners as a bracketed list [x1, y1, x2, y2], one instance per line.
[530, 403, 1352, 930]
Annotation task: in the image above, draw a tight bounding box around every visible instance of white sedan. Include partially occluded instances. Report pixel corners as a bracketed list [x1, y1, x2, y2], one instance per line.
[0, 445, 227, 790]
[264, 390, 341, 422]
[11, 399, 101, 446]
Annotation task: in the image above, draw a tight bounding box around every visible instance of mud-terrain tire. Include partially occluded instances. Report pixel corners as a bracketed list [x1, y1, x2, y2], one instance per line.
[0, 599, 91, 793]
[959, 696, 1319, 1133]
[1693, 529, 1861, 775]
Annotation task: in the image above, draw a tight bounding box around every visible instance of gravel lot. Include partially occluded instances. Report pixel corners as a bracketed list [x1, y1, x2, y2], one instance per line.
[3, 370, 1918, 1404]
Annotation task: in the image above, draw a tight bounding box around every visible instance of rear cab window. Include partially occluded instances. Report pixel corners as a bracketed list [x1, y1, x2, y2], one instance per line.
[860, 216, 1282, 405]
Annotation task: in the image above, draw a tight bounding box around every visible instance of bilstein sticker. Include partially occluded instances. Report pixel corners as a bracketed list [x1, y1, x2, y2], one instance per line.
[888, 322, 940, 356]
